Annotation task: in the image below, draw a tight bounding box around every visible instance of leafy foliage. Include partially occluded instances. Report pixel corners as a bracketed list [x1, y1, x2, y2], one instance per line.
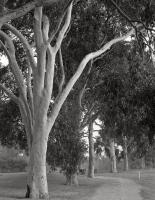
[0, 100, 27, 150]
[47, 99, 87, 177]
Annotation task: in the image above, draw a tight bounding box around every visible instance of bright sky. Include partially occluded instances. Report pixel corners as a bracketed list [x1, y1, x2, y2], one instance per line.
[0, 55, 8, 67]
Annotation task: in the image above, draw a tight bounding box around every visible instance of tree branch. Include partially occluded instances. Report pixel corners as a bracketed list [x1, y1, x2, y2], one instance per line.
[3, 23, 37, 71]
[78, 60, 93, 108]
[58, 47, 65, 94]
[34, 6, 43, 49]
[0, 0, 64, 26]
[33, 7, 47, 92]
[0, 34, 33, 128]
[26, 64, 34, 119]
[0, 34, 27, 98]
[109, 0, 155, 32]
[54, 3, 73, 52]
[42, 15, 55, 99]
[110, 0, 134, 25]
[47, 28, 137, 130]
[48, 0, 74, 44]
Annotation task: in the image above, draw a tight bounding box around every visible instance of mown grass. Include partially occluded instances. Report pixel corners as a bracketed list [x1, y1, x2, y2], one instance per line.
[0, 172, 104, 200]
[0, 169, 155, 200]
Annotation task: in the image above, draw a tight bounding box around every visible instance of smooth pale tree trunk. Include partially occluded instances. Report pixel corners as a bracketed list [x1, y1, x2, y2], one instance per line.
[88, 120, 94, 178]
[141, 156, 146, 169]
[123, 136, 129, 171]
[0, 3, 138, 197]
[109, 138, 117, 173]
[26, 119, 49, 199]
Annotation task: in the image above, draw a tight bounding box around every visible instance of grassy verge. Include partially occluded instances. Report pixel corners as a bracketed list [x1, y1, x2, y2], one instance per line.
[0, 172, 104, 200]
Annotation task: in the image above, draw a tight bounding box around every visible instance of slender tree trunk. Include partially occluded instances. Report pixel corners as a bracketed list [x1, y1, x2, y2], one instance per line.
[141, 156, 146, 169]
[123, 136, 129, 171]
[109, 138, 117, 173]
[65, 173, 78, 186]
[88, 120, 94, 178]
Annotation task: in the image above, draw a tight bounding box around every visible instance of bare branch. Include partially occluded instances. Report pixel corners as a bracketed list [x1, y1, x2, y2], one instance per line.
[42, 15, 50, 43]
[47, 28, 137, 129]
[48, 10, 66, 44]
[58, 48, 65, 94]
[3, 23, 37, 71]
[0, 35, 27, 98]
[110, 0, 134, 24]
[48, 0, 74, 44]
[18, 98, 33, 147]
[26, 64, 34, 118]
[34, 6, 43, 49]
[0, 0, 64, 26]
[54, 3, 73, 52]
[0, 31, 15, 55]
[33, 8, 48, 93]
[42, 15, 55, 98]
[109, 0, 155, 32]
[0, 83, 19, 104]
[44, 47, 55, 97]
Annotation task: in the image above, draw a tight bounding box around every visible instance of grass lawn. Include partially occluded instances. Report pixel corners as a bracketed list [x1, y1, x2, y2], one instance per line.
[0, 169, 155, 200]
[0, 172, 104, 200]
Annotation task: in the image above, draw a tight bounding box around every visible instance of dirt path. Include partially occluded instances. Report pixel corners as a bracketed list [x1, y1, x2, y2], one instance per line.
[91, 176, 142, 200]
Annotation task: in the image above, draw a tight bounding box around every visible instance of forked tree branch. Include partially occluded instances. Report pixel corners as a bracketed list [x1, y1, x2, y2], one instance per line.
[110, 0, 155, 32]
[42, 15, 55, 100]
[48, 0, 74, 44]
[3, 23, 37, 71]
[47, 28, 137, 130]
[0, 0, 64, 26]
[2, 23, 35, 116]
[0, 35, 33, 127]
[0, 34, 27, 98]
[33, 7, 48, 92]
[54, 3, 73, 52]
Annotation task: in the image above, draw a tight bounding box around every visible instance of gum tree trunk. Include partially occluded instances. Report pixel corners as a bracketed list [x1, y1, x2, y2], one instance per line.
[0, 2, 137, 197]
[123, 136, 129, 171]
[88, 120, 94, 178]
[25, 116, 49, 199]
[109, 138, 117, 173]
[141, 156, 146, 169]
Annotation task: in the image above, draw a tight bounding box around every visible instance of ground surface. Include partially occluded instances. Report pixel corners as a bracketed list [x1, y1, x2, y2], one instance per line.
[93, 176, 142, 200]
[0, 169, 155, 200]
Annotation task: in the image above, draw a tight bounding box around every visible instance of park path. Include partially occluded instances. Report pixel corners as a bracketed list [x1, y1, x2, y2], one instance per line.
[91, 176, 142, 200]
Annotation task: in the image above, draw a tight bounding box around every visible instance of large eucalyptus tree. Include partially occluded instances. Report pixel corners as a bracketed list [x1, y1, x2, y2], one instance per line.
[0, 0, 147, 199]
